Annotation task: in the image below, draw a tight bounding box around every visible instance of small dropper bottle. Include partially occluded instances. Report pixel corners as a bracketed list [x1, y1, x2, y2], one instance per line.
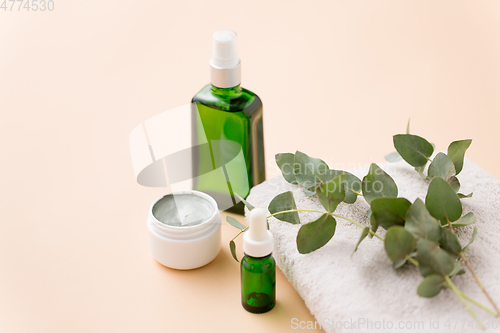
[241, 208, 276, 313]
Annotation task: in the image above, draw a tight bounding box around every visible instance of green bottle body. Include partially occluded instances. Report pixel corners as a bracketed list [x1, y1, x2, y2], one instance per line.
[240, 253, 276, 313]
[191, 84, 265, 214]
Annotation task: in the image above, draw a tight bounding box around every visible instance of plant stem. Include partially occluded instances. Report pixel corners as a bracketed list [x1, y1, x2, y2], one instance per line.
[406, 259, 495, 319]
[459, 290, 499, 317]
[406, 256, 419, 266]
[267, 209, 325, 219]
[267, 209, 385, 241]
[445, 275, 483, 329]
[460, 252, 500, 316]
[447, 219, 500, 315]
[231, 226, 248, 242]
[331, 213, 385, 241]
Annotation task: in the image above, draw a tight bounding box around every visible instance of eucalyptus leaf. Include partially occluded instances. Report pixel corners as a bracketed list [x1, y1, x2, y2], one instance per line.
[352, 227, 370, 256]
[371, 197, 411, 230]
[275, 153, 298, 185]
[425, 177, 462, 224]
[297, 214, 336, 254]
[449, 261, 465, 278]
[321, 169, 361, 204]
[405, 199, 441, 243]
[415, 166, 426, 179]
[385, 151, 402, 163]
[294, 151, 330, 188]
[230, 240, 239, 262]
[226, 215, 247, 230]
[384, 226, 415, 264]
[449, 212, 476, 228]
[448, 176, 460, 193]
[440, 229, 462, 255]
[447, 139, 472, 175]
[234, 192, 254, 211]
[463, 227, 478, 252]
[362, 163, 398, 204]
[316, 174, 346, 213]
[367, 208, 378, 238]
[341, 172, 362, 204]
[428, 152, 456, 181]
[417, 239, 456, 277]
[303, 186, 316, 196]
[458, 192, 473, 199]
[268, 191, 300, 224]
[393, 259, 407, 269]
[417, 274, 445, 298]
[393, 134, 434, 167]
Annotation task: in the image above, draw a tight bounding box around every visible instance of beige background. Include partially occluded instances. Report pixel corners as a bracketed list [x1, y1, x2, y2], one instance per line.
[1, 1, 500, 332]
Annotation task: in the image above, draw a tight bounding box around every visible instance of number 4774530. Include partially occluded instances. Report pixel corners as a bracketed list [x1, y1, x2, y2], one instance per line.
[1, 0, 54, 11]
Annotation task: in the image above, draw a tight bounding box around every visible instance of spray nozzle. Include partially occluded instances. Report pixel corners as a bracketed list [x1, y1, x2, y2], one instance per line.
[210, 29, 240, 69]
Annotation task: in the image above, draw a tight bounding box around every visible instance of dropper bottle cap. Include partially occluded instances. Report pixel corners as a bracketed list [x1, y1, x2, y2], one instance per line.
[243, 208, 273, 258]
[210, 29, 241, 88]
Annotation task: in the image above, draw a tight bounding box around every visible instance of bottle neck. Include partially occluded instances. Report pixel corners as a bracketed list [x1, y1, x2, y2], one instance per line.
[211, 84, 242, 98]
[210, 62, 241, 88]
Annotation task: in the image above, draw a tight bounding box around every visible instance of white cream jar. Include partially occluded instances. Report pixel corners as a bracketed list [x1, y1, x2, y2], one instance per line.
[147, 190, 221, 269]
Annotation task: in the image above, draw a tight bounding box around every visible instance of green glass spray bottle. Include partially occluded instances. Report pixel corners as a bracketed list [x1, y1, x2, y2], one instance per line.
[191, 30, 265, 215]
[241, 208, 275, 313]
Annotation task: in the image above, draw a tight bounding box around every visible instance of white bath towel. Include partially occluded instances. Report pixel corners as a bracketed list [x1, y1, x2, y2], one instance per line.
[246, 158, 500, 333]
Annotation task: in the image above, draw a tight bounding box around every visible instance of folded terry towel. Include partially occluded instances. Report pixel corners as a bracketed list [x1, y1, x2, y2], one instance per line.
[246, 158, 500, 333]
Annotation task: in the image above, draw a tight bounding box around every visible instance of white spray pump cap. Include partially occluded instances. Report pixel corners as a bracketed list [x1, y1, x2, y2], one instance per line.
[243, 208, 273, 258]
[210, 29, 241, 88]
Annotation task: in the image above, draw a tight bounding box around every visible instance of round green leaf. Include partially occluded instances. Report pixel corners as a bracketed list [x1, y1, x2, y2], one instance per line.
[463, 227, 478, 252]
[417, 239, 456, 277]
[384, 226, 415, 264]
[275, 153, 298, 185]
[297, 214, 337, 254]
[404, 199, 441, 243]
[234, 192, 254, 211]
[371, 197, 411, 230]
[448, 176, 460, 193]
[417, 274, 445, 298]
[385, 151, 402, 163]
[447, 139, 472, 175]
[458, 192, 473, 199]
[440, 229, 462, 255]
[303, 186, 316, 196]
[226, 215, 246, 230]
[393, 134, 434, 167]
[425, 177, 462, 224]
[367, 208, 379, 237]
[324, 169, 361, 204]
[362, 163, 398, 204]
[230, 240, 239, 262]
[352, 227, 370, 255]
[268, 191, 300, 224]
[450, 212, 476, 228]
[342, 172, 362, 204]
[428, 152, 456, 181]
[316, 174, 346, 213]
[293, 151, 330, 188]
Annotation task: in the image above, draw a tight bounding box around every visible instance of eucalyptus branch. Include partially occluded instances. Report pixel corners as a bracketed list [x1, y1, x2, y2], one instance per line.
[253, 130, 493, 323]
[460, 252, 500, 316]
[231, 226, 248, 242]
[267, 209, 325, 218]
[445, 275, 483, 329]
[447, 219, 500, 316]
[331, 213, 384, 241]
[459, 290, 500, 317]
